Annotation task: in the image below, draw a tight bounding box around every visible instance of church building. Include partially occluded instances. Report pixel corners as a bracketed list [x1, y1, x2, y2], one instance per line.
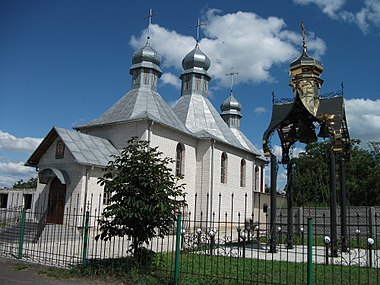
[26, 26, 266, 226]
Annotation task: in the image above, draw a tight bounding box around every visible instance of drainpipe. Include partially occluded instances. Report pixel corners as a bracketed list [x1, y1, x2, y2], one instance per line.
[82, 165, 93, 228]
[148, 120, 154, 145]
[209, 139, 215, 228]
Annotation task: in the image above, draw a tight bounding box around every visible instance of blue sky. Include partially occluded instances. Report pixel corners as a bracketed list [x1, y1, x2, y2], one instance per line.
[1, 0, 380, 188]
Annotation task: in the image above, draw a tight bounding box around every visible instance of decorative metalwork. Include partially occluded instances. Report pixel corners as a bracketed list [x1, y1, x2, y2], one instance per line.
[181, 229, 241, 257]
[321, 89, 343, 98]
[334, 247, 380, 268]
[273, 97, 295, 104]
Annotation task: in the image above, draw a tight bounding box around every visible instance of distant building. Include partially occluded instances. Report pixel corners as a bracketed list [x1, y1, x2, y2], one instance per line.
[25, 31, 266, 226]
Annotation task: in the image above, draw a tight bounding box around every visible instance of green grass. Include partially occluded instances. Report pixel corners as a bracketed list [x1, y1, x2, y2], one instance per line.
[35, 252, 380, 285]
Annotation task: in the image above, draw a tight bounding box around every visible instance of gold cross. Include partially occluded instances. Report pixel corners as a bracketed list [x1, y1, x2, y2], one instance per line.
[300, 21, 307, 52]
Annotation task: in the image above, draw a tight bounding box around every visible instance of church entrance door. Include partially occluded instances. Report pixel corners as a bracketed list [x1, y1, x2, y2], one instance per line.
[47, 177, 66, 224]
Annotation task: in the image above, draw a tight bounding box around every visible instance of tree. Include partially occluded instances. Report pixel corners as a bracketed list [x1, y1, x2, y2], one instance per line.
[96, 138, 186, 258]
[13, 177, 37, 189]
[292, 141, 330, 206]
[292, 140, 380, 206]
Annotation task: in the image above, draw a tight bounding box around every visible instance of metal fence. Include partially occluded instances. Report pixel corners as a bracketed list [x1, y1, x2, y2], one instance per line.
[0, 192, 379, 284]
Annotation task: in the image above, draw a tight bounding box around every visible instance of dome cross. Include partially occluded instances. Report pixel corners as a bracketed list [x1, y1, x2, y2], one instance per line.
[143, 8, 158, 41]
[226, 68, 239, 95]
[192, 18, 206, 43]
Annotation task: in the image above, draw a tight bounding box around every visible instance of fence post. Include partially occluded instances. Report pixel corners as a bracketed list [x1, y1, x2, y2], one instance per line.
[174, 214, 182, 285]
[307, 217, 313, 285]
[82, 211, 90, 265]
[17, 208, 27, 259]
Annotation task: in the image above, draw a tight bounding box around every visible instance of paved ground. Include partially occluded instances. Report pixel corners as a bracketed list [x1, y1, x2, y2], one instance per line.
[0, 257, 124, 285]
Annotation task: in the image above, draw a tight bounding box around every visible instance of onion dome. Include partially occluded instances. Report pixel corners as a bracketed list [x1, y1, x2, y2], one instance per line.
[182, 43, 211, 72]
[132, 41, 161, 66]
[130, 40, 162, 75]
[220, 94, 242, 116]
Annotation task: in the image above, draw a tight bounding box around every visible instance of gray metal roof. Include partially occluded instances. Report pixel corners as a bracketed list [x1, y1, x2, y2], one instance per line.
[55, 128, 119, 167]
[75, 88, 190, 134]
[173, 94, 251, 151]
[26, 127, 119, 167]
[230, 128, 263, 157]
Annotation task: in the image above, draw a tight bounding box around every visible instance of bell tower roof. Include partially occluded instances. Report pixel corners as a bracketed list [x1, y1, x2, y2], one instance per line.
[289, 21, 323, 83]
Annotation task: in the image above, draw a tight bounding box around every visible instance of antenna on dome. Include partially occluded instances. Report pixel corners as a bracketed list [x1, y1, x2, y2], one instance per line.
[226, 68, 239, 95]
[300, 20, 307, 52]
[192, 18, 206, 43]
[143, 8, 158, 42]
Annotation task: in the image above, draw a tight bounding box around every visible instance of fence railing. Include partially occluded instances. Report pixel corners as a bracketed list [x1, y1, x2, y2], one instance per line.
[0, 193, 379, 285]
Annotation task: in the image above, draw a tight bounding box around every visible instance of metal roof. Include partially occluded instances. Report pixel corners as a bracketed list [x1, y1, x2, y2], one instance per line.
[75, 88, 190, 134]
[173, 94, 253, 151]
[230, 128, 263, 157]
[26, 127, 119, 167]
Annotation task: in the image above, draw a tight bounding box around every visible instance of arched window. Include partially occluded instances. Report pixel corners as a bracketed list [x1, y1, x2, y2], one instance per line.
[143, 69, 149, 84]
[221, 152, 228, 184]
[240, 159, 246, 187]
[255, 166, 260, 191]
[176, 143, 185, 177]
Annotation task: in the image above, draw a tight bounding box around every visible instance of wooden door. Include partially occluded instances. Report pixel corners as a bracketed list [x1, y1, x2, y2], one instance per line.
[47, 177, 66, 224]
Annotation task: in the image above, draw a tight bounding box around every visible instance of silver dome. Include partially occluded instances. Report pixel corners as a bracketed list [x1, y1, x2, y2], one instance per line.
[182, 43, 211, 71]
[132, 41, 161, 66]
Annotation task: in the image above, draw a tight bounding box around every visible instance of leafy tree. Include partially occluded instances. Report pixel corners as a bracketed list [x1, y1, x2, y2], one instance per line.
[13, 177, 37, 188]
[292, 141, 330, 206]
[292, 140, 380, 206]
[96, 138, 186, 259]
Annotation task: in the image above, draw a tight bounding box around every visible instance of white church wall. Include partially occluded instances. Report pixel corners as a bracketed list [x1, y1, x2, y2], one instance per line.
[211, 142, 257, 230]
[35, 137, 85, 225]
[149, 123, 198, 215]
[81, 122, 148, 150]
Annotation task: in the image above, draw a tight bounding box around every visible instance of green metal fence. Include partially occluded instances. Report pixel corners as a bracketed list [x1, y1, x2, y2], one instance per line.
[0, 192, 379, 284]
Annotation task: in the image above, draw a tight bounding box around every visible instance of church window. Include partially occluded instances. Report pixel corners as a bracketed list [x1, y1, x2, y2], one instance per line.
[55, 141, 65, 159]
[203, 80, 208, 93]
[176, 143, 185, 177]
[221, 152, 228, 184]
[23, 194, 33, 209]
[0, 193, 8, 208]
[240, 159, 246, 187]
[151, 74, 157, 87]
[103, 191, 112, 205]
[132, 71, 140, 85]
[195, 75, 201, 90]
[263, 203, 268, 213]
[143, 69, 149, 84]
[255, 166, 260, 191]
[184, 75, 190, 90]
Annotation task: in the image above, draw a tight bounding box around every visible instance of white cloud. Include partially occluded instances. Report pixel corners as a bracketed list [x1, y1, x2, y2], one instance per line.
[294, 0, 380, 33]
[345, 98, 380, 145]
[254, 107, 267, 114]
[0, 161, 37, 188]
[293, 0, 346, 18]
[161, 72, 181, 89]
[130, 10, 326, 87]
[0, 130, 42, 153]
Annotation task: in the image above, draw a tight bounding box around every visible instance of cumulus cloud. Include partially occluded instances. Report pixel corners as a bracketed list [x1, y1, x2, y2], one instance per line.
[161, 72, 181, 89]
[0, 130, 42, 153]
[130, 10, 326, 87]
[294, 0, 380, 33]
[293, 0, 346, 18]
[345, 98, 380, 145]
[0, 161, 37, 188]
